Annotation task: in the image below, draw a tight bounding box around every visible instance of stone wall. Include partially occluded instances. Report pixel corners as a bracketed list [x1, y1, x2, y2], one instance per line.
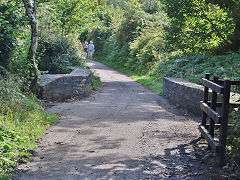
[163, 77, 239, 116]
[163, 77, 204, 116]
[38, 68, 92, 101]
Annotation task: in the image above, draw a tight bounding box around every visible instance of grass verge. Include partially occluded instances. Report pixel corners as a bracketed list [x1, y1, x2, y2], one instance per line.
[0, 76, 58, 179]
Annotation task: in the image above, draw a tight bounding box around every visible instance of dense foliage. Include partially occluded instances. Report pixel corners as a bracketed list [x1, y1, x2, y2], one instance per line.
[150, 54, 240, 84]
[162, 0, 235, 54]
[37, 34, 83, 74]
[228, 109, 240, 164]
[0, 76, 58, 177]
[0, 1, 23, 71]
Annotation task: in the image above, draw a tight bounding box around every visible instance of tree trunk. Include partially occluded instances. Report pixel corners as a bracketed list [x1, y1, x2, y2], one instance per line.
[22, 0, 39, 93]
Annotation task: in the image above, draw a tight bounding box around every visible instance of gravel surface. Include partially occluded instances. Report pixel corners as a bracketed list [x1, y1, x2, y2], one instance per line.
[14, 61, 218, 179]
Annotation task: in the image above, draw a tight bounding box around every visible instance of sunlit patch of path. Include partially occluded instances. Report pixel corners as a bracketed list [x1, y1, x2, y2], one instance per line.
[15, 60, 209, 180]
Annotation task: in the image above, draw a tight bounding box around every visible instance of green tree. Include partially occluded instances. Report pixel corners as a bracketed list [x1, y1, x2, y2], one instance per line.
[161, 0, 235, 54]
[0, 1, 20, 70]
[50, 0, 100, 35]
[205, 0, 240, 51]
[22, 0, 39, 92]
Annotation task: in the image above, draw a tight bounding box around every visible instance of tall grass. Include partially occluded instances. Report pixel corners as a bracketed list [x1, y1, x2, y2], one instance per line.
[151, 53, 240, 85]
[0, 76, 58, 178]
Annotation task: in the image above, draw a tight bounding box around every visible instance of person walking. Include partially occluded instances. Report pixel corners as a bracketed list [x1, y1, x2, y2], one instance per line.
[88, 41, 94, 60]
[83, 41, 88, 62]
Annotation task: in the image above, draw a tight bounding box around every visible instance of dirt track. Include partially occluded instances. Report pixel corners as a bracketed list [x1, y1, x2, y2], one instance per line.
[15, 61, 213, 179]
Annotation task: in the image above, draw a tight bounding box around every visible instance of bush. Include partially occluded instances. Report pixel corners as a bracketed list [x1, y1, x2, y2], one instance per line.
[228, 108, 240, 165]
[142, 0, 160, 14]
[36, 4, 84, 74]
[161, 0, 235, 55]
[37, 34, 83, 74]
[128, 11, 166, 74]
[91, 73, 103, 91]
[151, 53, 240, 84]
[0, 2, 20, 69]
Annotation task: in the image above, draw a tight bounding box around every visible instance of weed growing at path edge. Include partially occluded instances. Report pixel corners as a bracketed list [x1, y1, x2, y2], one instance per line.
[91, 73, 103, 91]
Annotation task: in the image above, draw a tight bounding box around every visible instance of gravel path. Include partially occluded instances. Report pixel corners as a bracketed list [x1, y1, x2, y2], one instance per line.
[14, 61, 213, 179]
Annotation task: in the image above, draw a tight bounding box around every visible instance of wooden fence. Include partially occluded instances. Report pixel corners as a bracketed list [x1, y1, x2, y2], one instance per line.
[199, 73, 240, 166]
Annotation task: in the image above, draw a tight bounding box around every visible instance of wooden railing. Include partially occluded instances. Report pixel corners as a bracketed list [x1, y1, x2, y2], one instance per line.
[199, 73, 240, 166]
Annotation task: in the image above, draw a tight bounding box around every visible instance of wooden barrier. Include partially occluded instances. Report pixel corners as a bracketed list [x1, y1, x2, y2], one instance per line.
[199, 73, 240, 166]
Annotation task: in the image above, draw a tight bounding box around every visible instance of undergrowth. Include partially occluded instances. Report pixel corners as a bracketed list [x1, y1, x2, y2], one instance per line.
[91, 73, 103, 91]
[228, 108, 240, 165]
[151, 53, 240, 85]
[0, 76, 58, 178]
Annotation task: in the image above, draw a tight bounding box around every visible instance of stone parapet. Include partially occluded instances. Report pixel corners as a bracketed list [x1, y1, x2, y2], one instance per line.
[163, 77, 239, 116]
[163, 77, 204, 116]
[38, 68, 92, 101]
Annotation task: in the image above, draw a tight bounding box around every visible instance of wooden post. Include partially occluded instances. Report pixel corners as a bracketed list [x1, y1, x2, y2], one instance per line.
[209, 76, 218, 138]
[202, 73, 210, 127]
[219, 80, 230, 166]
